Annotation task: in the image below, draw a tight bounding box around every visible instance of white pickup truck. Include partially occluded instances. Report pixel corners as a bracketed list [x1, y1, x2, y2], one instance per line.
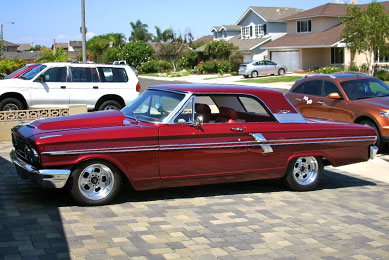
[0, 62, 140, 111]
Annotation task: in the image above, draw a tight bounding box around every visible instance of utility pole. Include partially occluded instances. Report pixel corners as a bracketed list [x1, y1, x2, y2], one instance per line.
[81, 0, 87, 62]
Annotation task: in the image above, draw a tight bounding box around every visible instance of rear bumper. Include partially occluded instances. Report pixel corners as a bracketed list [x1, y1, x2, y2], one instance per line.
[370, 145, 378, 160]
[10, 150, 70, 188]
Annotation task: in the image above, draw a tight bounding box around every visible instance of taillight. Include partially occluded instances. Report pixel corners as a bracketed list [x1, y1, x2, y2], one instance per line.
[136, 82, 141, 92]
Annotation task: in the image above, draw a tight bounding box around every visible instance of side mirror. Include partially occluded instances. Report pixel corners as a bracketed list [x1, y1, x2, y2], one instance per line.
[327, 92, 341, 99]
[192, 116, 203, 127]
[35, 74, 45, 83]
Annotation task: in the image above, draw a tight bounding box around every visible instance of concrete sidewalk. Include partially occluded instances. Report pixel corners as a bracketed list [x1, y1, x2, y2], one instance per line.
[139, 74, 298, 90]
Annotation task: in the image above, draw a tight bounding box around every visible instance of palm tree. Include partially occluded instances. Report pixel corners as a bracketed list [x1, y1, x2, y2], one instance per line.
[129, 19, 153, 42]
[87, 36, 110, 62]
[153, 26, 174, 42]
[107, 33, 126, 48]
[37, 48, 69, 62]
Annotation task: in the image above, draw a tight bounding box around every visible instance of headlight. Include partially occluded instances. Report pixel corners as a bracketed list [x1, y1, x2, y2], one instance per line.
[24, 144, 40, 164]
[378, 110, 389, 118]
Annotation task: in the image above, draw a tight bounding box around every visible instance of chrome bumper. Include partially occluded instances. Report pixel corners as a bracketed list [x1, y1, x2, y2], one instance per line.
[369, 145, 378, 160]
[10, 150, 70, 188]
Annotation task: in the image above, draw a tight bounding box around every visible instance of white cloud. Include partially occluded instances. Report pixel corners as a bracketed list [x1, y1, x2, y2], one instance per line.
[86, 31, 96, 40]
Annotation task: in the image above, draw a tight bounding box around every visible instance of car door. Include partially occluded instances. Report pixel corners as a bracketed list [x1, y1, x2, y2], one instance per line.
[314, 80, 353, 122]
[30, 66, 69, 108]
[158, 96, 249, 188]
[256, 61, 268, 75]
[68, 66, 100, 108]
[265, 60, 277, 74]
[287, 80, 323, 117]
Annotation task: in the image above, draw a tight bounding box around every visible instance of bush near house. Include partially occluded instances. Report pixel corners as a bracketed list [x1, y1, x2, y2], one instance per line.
[196, 60, 232, 74]
[375, 70, 389, 81]
[139, 60, 173, 73]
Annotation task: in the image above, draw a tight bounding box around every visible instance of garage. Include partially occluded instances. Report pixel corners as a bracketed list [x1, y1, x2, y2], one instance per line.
[271, 50, 300, 72]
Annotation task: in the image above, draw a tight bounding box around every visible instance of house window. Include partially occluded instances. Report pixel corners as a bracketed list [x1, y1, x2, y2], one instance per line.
[255, 25, 265, 37]
[297, 20, 311, 33]
[331, 47, 344, 64]
[241, 26, 250, 38]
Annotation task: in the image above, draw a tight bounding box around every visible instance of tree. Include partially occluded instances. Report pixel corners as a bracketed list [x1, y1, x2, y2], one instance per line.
[27, 45, 42, 51]
[102, 47, 121, 63]
[203, 41, 238, 60]
[87, 36, 110, 62]
[341, 1, 389, 74]
[0, 58, 26, 78]
[107, 33, 126, 48]
[153, 26, 174, 42]
[120, 41, 155, 67]
[37, 48, 69, 62]
[129, 20, 153, 42]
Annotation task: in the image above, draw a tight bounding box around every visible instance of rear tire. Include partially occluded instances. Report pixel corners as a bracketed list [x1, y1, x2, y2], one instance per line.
[278, 68, 285, 75]
[98, 100, 122, 111]
[0, 98, 24, 111]
[70, 160, 122, 206]
[251, 71, 258, 78]
[284, 156, 323, 191]
[359, 119, 384, 150]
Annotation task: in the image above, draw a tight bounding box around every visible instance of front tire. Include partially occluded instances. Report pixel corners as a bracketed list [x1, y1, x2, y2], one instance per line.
[98, 100, 122, 111]
[284, 156, 323, 191]
[70, 160, 122, 206]
[359, 119, 383, 150]
[0, 97, 24, 111]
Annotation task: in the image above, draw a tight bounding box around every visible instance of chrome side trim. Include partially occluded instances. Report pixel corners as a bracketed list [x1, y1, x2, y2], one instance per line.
[370, 146, 378, 160]
[10, 150, 70, 188]
[41, 135, 377, 155]
[39, 134, 63, 140]
[249, 133, 273, 153]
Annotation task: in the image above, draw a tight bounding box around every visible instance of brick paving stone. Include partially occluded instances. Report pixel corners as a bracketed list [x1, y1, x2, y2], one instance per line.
[1, 141, 389, 259]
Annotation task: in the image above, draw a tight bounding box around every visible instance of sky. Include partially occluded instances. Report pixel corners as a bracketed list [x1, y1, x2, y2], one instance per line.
[1, 0, 384, 47]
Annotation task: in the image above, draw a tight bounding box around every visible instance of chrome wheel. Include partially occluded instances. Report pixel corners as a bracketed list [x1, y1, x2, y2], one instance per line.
[3, 103, 20, 111]
[251, 71, 258, 78]
[78, 164, 115, 201]
[292, 156, 319, 186]
[103, 105, 120, 110]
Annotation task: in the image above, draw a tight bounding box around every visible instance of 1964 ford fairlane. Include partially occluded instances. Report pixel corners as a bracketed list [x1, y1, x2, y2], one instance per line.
[10, 84, 378, 205]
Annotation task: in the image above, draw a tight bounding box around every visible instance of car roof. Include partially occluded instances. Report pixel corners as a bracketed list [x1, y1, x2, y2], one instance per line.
[149, 84, 298, 114]
[40, 62, 128, 68]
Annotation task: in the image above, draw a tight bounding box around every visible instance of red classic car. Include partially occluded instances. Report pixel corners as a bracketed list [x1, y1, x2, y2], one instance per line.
[11, 84, 378, 205]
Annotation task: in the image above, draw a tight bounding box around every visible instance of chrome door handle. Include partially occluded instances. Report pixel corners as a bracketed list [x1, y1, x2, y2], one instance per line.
[230, 127, 243, 132]
[317, 101, 324, 105]
[295, 98, 302, 101]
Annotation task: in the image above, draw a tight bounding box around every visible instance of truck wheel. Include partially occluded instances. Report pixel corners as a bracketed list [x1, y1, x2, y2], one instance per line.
[70, 160, 122, 206]
[359, 119, 383, 150]
[284, 156, 323, 191]
[0, 98, 24, 111]
[98, 100, 122, 111]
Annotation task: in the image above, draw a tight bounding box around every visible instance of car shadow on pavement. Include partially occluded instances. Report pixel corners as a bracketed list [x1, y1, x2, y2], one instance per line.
[114, 168, 377, 204]
[0, 156, 71, 259]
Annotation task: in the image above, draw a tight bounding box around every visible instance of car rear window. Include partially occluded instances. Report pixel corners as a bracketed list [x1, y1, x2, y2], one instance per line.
[98, 67, 128, 82]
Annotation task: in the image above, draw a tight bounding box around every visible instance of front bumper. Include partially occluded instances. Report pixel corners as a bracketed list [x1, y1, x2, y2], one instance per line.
[10, 150, 70, 188]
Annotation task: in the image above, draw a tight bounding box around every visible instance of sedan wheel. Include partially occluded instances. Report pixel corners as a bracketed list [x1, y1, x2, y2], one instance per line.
[278, 68, 285, 75]
[284, 156, 323, 191]
[70, 161, 122, 205]
[251, 71, 258, 78]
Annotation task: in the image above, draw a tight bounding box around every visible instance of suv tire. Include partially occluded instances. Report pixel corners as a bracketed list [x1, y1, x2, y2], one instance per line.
[98, 100, 122, 111]
[0, 98, 24, 111]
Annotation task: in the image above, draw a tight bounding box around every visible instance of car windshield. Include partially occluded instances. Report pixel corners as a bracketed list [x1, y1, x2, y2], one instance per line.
[121, 89, 186, 123]
[341, 78, 389, 100]
[4, 65, 34, 79]
[20, 64, 46, 80]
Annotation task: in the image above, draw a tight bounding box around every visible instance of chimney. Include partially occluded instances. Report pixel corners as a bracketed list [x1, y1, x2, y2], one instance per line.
[30, 41, 33, 47]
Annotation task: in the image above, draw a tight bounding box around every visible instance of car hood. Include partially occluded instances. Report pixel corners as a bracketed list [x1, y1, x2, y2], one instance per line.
[354, 96, 389, 109]
[0, 78, 25, 85]
[31, 110, 125, 132]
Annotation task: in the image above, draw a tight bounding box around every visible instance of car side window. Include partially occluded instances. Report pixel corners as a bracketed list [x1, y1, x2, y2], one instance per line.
[302, 80, 322, 96]
[238, 96, 274, 122]
[98, 67, 128, 82]
[71, 67, 100, 82]
[323, 81, 341, 97]
[293, 83, 305, 93]
[43, 67, 67, 82]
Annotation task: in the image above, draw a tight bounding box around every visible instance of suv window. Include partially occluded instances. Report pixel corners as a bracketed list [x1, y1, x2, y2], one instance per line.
[71, 67, 100, 82]
[295, 80, 322, 96]
[98, 67, 128, 82]
[323, 81, 341, 97]
[43, 67, 67, 82]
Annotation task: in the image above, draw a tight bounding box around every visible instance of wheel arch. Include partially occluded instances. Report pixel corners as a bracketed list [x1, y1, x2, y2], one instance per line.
[284, 152, 330, 174]
[354, 115, 382, 135]
[0, 92, 28, 109]
[94, 94, 125, 111]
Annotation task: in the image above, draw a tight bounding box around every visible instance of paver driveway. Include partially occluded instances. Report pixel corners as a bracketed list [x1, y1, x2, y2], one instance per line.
[0, 141, 388, 260]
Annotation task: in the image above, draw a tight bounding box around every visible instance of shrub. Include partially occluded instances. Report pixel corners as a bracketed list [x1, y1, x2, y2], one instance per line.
[229, 52, 243, 72]
[156, 60, 173, 72]
[348, 62, 359, 72]
[139, 60, 159, 73]
[375, 70, 389, 81]
[314, 66, 343, 74]
[120, 41, 155, 67]
[177, 50, 198, 70]
[196, 60, 232, 74]
[0, 58, 26, 78]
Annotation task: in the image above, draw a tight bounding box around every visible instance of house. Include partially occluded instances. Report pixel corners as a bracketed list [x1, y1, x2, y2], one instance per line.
[52, 39, 81, 60]
[198, 6, 303, 62]
[261, 1, 389, 71]
[1, 40, 19, 52]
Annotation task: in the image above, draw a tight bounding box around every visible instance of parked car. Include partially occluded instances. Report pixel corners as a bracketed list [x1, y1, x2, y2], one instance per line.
[285, 72, 389, 149]
[239, 60, 287, 78]
[0, 62, 140, 111]
[4, 64, 40, 79]
[10, 84, 377, 205]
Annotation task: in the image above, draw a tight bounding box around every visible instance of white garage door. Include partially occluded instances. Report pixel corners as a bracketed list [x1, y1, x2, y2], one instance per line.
[271, 51, 300, 72]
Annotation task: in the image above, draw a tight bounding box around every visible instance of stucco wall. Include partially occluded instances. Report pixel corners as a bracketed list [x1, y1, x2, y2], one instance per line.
[301, 48, 331, 70]
[287, 17, 341, 34]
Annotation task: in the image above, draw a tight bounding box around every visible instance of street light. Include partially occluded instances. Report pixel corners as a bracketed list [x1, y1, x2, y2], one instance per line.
[1, 20, 15, 42]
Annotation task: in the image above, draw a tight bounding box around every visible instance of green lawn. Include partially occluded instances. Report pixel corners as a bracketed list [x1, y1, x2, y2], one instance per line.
[237, 75, 302, 83]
